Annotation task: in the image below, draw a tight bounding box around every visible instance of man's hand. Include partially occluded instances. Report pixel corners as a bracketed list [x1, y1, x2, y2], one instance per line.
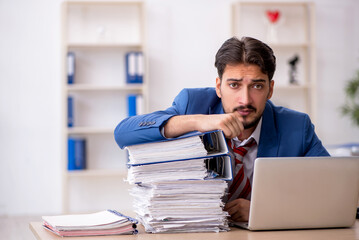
[196, 112, 244, 139]
[224, 198, 250, 222]
[164, 112, 244, 139]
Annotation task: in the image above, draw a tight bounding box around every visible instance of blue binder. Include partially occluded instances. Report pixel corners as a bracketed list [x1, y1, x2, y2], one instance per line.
[67, 52, 75, 84]
[68, 137, 86, 170]
[67, 96, 73, 127]
[136, 52, 143, 83]
[125, 52, 143, 84]
[127, 94, 137, 117]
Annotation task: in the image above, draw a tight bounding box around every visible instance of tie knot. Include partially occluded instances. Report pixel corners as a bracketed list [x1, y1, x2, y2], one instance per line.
[228, 138, 256, 157]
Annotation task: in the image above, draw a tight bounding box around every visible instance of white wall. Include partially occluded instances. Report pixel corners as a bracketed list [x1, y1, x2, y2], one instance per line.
[0, 0, 63, 215]
[0, 0, 358, 216]
[315, 1, 359, 144]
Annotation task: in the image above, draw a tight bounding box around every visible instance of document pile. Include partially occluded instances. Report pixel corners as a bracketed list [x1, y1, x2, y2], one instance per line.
[42, 210, 138, 237]
[125, 130, 232, 233]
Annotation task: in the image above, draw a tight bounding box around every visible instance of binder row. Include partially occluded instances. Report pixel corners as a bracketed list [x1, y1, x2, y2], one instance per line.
[66, 51, 144, 169]
[66, 51, 144, 129]
[67, 51, 144, 84]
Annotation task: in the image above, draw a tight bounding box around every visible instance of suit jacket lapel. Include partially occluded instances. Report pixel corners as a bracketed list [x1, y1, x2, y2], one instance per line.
[257, 101, 279, 157]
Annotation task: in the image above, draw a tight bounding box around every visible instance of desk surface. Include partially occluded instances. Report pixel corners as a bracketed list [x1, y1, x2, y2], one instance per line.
[30, 220, 359, 240]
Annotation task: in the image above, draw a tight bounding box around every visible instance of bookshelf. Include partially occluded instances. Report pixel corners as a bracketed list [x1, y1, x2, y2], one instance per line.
[232, 2, 317, 122]
[61, 1, 147, 213]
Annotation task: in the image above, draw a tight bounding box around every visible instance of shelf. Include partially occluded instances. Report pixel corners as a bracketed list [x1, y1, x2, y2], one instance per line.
[66, 84, 143, 92]
[61, 0, 146, 213]
[274, 84, 310, 90]
[232, 1, 316, 120]
[66, 169, 127, 178]
[67, 42, 142, 49]
[67, 127, 114, 135]
[269, 43, 311, 48]
[237, 2, 310, 6]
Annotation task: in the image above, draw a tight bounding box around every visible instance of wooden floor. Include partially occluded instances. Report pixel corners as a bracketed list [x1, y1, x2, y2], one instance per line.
[0, 215, 41, 240]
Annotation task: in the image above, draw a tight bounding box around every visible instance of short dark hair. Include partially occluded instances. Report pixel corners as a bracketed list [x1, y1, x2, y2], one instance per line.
[215, 36, 276, 80]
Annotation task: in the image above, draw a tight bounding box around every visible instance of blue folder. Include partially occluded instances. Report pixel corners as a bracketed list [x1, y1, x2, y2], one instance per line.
[68, 137, 86, 170]
[125, 52, 143, 84]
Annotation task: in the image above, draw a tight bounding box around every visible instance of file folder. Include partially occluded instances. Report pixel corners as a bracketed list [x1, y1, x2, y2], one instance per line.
[68, 137, 86, 170]
[67, 52, 75, 84]
[125, 52, 143, 84]
[67, 96, 73, 127]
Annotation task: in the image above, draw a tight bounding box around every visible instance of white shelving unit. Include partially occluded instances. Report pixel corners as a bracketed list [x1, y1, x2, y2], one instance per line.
[232, 1, 316, 122]
[61, 1, 147, 213]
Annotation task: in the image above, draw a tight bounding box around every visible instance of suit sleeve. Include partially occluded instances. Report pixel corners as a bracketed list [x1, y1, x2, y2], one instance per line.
[114, 89, 190, 149]
[302, 115, 330, 156]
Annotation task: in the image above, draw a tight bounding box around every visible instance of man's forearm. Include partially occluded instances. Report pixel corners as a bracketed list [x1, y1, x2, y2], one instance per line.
[163, 112, 245, 139]
[163, 115, 202, 138]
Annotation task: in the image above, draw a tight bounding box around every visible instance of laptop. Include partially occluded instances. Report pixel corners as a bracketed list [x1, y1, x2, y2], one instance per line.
[232, 157, 359, 230]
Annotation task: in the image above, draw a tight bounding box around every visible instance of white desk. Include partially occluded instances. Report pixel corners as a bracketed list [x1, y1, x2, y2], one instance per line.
[30, 220, 359, 240]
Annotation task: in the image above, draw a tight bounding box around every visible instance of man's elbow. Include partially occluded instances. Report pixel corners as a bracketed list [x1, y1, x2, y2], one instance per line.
[114, 123, 126, 149]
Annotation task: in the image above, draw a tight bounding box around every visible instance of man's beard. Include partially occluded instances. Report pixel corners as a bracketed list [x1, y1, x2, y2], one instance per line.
[233, 105, 260, 129]
[242, 115, 261, 129]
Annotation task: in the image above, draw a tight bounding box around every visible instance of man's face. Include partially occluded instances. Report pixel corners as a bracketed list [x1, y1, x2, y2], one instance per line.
[215, 63, 274, 131]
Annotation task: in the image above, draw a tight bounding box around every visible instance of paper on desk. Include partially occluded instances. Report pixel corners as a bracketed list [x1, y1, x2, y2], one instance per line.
[41, 210, 138, 236]
[42, 211, 128, 228]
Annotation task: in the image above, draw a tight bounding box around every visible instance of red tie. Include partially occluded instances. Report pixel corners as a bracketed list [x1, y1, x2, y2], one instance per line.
[227, 138, 256, 202]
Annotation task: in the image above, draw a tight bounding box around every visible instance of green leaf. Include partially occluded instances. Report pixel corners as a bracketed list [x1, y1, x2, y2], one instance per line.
[341, 70, 359, 127]
[345, 73, 359, 99]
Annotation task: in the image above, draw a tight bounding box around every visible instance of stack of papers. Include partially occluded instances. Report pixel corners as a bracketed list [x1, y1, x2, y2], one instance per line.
[127, 159, 208, 184]
[130, 180, 229, 233]
[125, 130, 231, 233]
[42, 210, 138, 237]
[126, 135, 208, 165]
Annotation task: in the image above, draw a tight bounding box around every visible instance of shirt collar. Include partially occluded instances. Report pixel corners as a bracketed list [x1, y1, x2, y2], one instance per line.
[233, 117, 262, 148]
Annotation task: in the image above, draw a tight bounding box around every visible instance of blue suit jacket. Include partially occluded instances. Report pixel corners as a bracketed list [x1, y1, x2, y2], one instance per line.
[115, 88, 329, 157]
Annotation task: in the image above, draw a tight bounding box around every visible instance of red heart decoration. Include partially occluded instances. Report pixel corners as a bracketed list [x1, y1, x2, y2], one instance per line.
[266, 10, 280, 23]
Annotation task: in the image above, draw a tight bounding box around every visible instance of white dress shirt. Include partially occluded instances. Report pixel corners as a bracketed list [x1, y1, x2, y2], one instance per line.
[229, 118, 262, 185]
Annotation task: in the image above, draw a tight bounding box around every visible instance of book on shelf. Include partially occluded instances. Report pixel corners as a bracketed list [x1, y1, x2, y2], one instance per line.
[68, 137, 86, 170]
[124, 130, 231, 233]
[67, 96, 73, 127]
[42, 210, 138, 237]
[67, 52, 75, 84]
[127, 94, 143, 117]
[125, 51, 143, 84]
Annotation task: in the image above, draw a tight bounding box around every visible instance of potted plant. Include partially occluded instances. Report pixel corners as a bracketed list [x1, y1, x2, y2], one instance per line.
[341, 70, 359, 127]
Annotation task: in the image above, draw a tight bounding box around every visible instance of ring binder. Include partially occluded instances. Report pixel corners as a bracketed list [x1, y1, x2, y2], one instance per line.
[124, 130, 232, 233]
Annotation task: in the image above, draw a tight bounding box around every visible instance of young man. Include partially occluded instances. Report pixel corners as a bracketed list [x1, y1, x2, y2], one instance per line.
[114, 36, 330, 222]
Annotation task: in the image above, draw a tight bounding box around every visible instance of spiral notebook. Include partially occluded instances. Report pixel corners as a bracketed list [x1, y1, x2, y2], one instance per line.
[42, 210, 138, 237]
